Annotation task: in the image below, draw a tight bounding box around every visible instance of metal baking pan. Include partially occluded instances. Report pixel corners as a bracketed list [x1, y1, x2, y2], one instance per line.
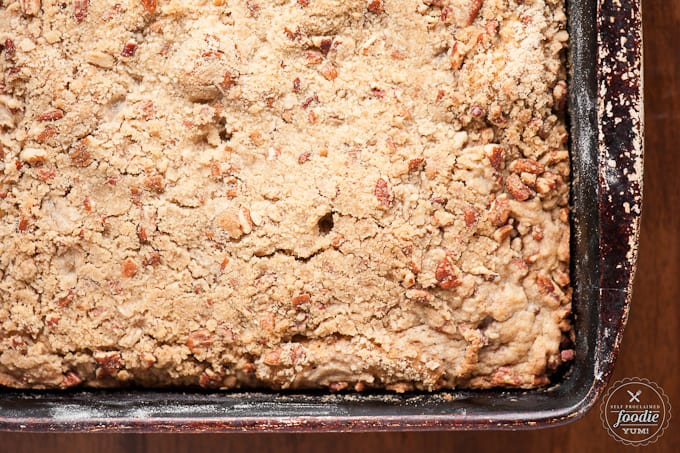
[0, 0, 643, 432]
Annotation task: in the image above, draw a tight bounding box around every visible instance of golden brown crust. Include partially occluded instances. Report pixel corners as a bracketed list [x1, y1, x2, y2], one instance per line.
[0, 0, 571, 391]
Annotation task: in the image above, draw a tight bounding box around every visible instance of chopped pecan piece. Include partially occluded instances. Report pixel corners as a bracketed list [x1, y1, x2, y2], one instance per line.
[463, 206, 478, 227]
[509, 158, 544, 174]
[559, 207, 569, 224]
[38, 109, 64, 121]
[319, 62, 338, 80]
[218, 209, 243, 238]
[292, 293, 311, 307]
[36, 125, 57, 143]
[329, 381, 348, 392]
[56, 290, 75, 308]
[304, 50, 324, 65]
[319, 38, 333, 55]
[136, 225, 148, 243]
[520, 172, 537, 188]
[546, 150, 569, 164]
[37, 167, 56, 181]
[142, 251, 161, 266]
[284, 26, 301, 40]
[374, 178, 391, 207]
[141, 0, 157, 13]
[249, 131, 264, 146]
[493, 225, 514, 243]
[263, 348, 281, 366]
[484, 144, 505, 172]
[532, 225, 544, 241]
[560, 349, 575, 361]
[491, 366, 521, 386]
[391, 49, 406, 60]
[74, 0, 88, 23]
[552, 269, 570, 287]
[449, 41, 466, 70]
[486, 19, 498, 36]
[246, 0, 260, 16]
[435, 256, 461, 290]
[122, 258, 138, 278]
[61, 371, 82, 388]
[367, 0, 384, 14]
[465, 0, 484, 26]
[302, 94, 319, 109]
[385, 137, 397, 153]
[408, 158, 424, 172]
[121, 40, 138, 57]
[139, 352, 157, 369]
[209, 159, 222, 178]
[298, 152, 311, 164]
[440, 5, 452, 22]
[238, 207, 254, 234]
[69, 142, 92, 167]
[536, 274, 555, 295]
[187, 328, 213, 353]
[370, 87, 386, 98]
[558, 233, 569, 262]
[535, 171, 563, 194]
[199, 369, 223, 389]
[386, 382, 413, 393]
[488, 194, 510, 227]
[143, 174, 166, 193]
[511, 257, 529, 272]
[94, 351, 122, 378]
[220, 71, 236, 91]
[3, 39, 16, 60]
[20, 147, 47, 165]
[45, 315, 60, 328]
[506, 174, 533, 201]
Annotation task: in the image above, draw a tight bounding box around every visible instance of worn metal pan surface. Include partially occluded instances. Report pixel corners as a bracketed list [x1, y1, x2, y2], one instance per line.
[0, 0, 643, 432]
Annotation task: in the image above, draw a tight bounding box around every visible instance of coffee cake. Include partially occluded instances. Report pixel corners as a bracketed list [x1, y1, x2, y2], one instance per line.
[0, 0, 572, 391]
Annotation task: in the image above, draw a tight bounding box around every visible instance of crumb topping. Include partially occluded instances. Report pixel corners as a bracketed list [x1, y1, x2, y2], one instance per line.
[0, 0, 572, 391]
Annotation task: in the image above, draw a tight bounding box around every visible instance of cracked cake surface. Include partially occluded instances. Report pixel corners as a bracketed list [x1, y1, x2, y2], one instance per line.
[0, 0, 572, 391]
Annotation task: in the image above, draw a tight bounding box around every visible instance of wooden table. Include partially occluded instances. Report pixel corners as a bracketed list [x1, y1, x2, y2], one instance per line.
[2, 1, 678, 451]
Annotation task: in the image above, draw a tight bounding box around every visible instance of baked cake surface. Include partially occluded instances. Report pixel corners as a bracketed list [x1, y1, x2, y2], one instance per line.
[0, 0, 572, 390]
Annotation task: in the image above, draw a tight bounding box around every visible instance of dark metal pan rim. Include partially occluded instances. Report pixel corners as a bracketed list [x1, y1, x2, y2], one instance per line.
[0, 0, 643, 432]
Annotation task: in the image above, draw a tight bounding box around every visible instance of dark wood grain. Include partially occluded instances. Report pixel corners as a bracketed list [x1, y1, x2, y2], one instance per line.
[1, 0, 677, 451]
